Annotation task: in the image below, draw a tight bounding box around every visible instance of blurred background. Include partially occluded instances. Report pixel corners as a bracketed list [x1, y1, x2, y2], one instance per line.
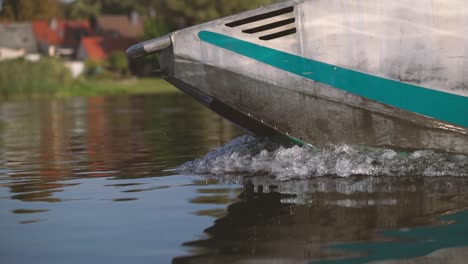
[0, 0, 276, 100]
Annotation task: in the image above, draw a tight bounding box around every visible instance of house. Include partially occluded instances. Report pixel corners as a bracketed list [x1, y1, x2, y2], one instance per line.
[75, 13, 146, 75]
[0, 22, 37, 60]
[0, 22, 37, 52]
[77, 13, 143, 61]
[77, 36, 136, 61]
[31, 19, 91, 77]
[92, 12, 143, 39]
[32, 19, 91, 57]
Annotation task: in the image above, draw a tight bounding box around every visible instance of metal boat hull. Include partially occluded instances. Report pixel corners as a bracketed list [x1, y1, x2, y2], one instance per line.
[128, 0, 468, 154]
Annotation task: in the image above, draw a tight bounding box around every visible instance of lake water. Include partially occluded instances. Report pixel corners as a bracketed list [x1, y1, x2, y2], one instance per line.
[0, 93, 468, 264]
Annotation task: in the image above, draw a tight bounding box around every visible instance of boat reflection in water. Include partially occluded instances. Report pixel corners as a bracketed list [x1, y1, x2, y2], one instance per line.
[174, 176, 468, 264]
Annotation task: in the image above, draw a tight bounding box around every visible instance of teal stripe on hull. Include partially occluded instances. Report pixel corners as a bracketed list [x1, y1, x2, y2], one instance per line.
[198, 31, 468, 128]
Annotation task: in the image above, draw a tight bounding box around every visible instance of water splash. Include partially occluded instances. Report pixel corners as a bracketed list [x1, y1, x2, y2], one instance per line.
[178, 135, 468, 180]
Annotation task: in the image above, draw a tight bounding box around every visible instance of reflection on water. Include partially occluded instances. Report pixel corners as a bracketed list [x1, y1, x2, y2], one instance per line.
[0, 94, 240, 200]
[0, 94, 242, 264]
[173, 176, 468, 264]
[1, 93, 468, 264]
[314, 210, 468, 264]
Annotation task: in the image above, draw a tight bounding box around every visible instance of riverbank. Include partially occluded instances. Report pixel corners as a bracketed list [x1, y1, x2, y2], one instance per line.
[0, 58, 179, 101]
[0, 77, 179, 101]
[58, 78, 179, 98]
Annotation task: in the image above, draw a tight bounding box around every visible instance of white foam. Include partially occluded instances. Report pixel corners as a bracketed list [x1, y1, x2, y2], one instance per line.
[178, 135, 468, 180]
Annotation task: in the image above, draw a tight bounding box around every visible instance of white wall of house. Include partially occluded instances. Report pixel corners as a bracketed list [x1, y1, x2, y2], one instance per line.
[25, 54, 41, 62]
[0, 47, 25, 60]
[64, 61, 85, 78]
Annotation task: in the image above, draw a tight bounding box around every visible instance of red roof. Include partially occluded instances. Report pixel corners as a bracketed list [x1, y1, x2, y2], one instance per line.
[81, 36, 138, 60]
[81, 37, 107, 60]
[32, 20, 90, 48]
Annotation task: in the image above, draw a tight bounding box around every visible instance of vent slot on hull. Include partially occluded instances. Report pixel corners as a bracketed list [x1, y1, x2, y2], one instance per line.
[242, 18, 295, 34]
[259, 28, 297, 40]
[225, 6, 297, 41]
[225, 6, 294, 27]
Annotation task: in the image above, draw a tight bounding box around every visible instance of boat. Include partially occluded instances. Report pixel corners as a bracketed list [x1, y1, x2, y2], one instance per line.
[127, 0, 468, 154]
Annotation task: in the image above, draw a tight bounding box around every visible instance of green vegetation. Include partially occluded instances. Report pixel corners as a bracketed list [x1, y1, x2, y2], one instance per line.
[0, 58, 72, 99]
[159, 0, 278, 28]
[1, 0, 278, 27]
[0, 0, 63, 21]
[0, 0, 279, 99]
[0, 58, 178, 100]
[0, 0, 276, 26]
[108, 51, 130, 76]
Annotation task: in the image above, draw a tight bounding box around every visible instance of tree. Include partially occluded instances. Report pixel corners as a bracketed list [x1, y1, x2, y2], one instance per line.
[0, 0, 62, 21]
[0, 1, 16, 20]
[52, 0, 277, 39]
[143, 0, 277, 39]
[35, 0, 63, 20]
[16, 0, 37, 20]
[64, 0, 101, 19]
[63, 0, 142, 19]
[108, 51, 129, 76]
[161, 0, 276, 28]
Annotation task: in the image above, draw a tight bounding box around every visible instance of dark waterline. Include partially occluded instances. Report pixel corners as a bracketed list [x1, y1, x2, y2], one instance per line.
[0, 93, 468, 264]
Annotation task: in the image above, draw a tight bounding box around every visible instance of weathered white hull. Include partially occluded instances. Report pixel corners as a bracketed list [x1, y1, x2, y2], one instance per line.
[128, 0, 468, 154]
